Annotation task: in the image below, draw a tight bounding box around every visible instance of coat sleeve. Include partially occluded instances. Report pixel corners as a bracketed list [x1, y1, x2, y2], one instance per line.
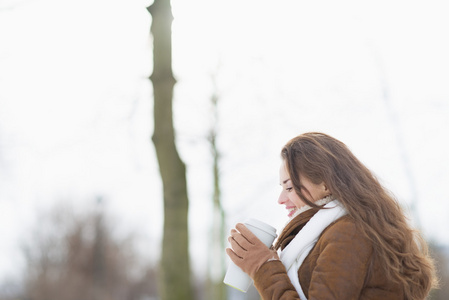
[253, 218, 373, 300]
[254, 260, 302, 300]
[306, 218, 373, 300]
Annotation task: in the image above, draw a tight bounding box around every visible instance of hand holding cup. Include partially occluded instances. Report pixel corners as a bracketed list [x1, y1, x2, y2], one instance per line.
[226, 223, 279, 278]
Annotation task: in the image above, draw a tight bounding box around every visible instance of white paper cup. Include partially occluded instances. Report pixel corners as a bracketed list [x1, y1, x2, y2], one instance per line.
[223, 218, 277, 292]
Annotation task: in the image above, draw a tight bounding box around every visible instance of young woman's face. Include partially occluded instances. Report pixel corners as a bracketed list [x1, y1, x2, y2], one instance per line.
[278, 161, 328, 218]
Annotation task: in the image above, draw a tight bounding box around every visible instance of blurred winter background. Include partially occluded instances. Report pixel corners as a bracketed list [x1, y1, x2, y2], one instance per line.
[0, 0, 448, 299]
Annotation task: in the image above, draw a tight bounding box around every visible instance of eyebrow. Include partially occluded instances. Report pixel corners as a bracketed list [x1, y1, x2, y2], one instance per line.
[281, 179, 291, 185]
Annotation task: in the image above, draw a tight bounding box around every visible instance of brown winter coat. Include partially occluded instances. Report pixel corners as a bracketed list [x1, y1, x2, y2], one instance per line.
[253, 210, 404, 299]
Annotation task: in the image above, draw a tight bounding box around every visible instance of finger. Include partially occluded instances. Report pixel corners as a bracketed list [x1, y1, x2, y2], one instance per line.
[228, 229, 240, 244]
[228, 229, 242, 243]
[229, 228, 252, 250]
[228, 234, 248, 255]
[226, 248, 243, 264]
[229, 228, 239, 236]
[232, 228, 256, 249]
[235, 223, 257, 245]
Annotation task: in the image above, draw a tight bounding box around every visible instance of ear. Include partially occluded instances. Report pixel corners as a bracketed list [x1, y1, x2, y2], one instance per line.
[322, 183, 331, 196]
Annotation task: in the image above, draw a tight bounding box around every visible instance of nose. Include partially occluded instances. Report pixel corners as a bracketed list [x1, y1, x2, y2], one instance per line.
[278, 190, 287, 205]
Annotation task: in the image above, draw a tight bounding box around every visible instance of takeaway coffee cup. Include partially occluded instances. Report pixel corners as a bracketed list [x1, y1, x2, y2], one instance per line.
[223, 218, 278, 292]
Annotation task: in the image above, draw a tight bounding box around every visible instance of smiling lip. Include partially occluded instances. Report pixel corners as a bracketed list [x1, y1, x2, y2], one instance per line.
[286, 206, 297, 218]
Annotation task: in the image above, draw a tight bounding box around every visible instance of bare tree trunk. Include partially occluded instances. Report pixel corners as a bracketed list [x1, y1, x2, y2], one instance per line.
[147, 1, 194, 300]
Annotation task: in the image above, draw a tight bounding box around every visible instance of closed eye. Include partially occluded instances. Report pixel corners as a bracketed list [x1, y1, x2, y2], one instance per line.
[286, 187, 293, 192]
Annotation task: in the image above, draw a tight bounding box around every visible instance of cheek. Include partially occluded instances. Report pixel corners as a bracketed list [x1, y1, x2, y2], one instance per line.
[292, 194, 306, 208]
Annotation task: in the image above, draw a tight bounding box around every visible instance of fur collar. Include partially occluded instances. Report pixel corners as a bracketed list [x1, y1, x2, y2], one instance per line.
[275, 195, 336, 251]
[288, 194, 335, 221]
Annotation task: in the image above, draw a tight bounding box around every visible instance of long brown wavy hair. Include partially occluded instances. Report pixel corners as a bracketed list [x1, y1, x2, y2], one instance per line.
[281, 132, 438, 300]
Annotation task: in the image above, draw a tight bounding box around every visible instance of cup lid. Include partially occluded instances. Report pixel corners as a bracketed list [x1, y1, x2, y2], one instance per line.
[244, 218, 277, 236]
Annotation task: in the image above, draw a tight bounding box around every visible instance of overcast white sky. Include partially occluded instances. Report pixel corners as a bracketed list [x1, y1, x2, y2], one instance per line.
[1, 0, 449, 282]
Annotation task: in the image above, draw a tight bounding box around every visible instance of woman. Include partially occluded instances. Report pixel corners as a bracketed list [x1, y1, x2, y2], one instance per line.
[226, 132, 437, 300]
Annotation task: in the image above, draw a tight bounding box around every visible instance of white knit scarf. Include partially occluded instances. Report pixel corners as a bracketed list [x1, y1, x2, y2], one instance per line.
[279, 199, 347, 300]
